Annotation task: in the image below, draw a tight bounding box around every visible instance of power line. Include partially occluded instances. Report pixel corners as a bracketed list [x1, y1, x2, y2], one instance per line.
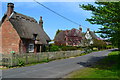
[33, 0, 95, 31]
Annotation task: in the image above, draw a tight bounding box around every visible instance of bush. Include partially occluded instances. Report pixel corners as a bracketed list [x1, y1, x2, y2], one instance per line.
[93, 47, 98, 51]
[76, 46, 84, 51]
[48, 44, 80, 52]
[61, 46, 77, 51]
[49, 45, 60, 52]
[17, 59, 25, 67]
[106, 45, 113, 49]
[84, 48, 93, 53]
[91, 39, 107, 50]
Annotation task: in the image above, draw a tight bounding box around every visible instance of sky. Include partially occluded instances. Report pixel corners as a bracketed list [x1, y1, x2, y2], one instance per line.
[0, 2, 101, 40]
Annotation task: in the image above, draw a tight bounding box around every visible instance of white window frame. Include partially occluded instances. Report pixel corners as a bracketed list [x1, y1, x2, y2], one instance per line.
[28, 43, 34, 53]
[85, 31, 92, 40]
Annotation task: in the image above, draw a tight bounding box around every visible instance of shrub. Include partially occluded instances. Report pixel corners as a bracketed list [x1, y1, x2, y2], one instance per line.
[17, 59, 25, 67]
[106, 45, 113, 49]
[93, 47, 98, 51]
[61, 46, 77, 51]
[91, 39, 107, 49]
[76, 46, 84, 51]
[49, 45, 60, 52]
[83, 47, 93, 53]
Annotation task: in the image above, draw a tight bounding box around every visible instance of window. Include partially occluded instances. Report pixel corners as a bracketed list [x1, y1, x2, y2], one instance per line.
[85, 31, 92, 40]
[28, 43, 34, 52]
[90, 40, 93, 44]
[33, 34, 38, 40]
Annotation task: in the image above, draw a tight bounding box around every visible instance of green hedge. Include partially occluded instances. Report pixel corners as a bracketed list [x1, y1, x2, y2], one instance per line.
[49, 45, 60, 52]
[61, 46, 77, 51]
[48, 44, 78, 52]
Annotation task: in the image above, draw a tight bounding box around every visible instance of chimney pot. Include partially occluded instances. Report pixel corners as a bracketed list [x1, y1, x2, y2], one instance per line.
[39, 16, 43, 29]
[7, 3, 14, 18]
[39, 16, 43, 22]
[87, 28, 90, 31]
[79, 27, 82, 31]
[40, 16, 43, 21]
[7, 3, 14, 8]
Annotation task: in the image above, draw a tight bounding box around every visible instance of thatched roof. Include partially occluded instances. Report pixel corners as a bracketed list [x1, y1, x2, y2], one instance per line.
[0, 12, 51, 44]
[89, 31, 98, 39]
[86, 31, 98, 39]
[54, 30, 66, 42]
[0, 21, 1, 27]
[54, 28, 82, 42]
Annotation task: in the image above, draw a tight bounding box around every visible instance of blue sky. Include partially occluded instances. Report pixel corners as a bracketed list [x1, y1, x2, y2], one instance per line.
[1, 2, 101, 40]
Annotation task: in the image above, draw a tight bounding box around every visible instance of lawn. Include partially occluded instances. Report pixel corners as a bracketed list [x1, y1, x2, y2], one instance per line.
[64, 51, 120, 79]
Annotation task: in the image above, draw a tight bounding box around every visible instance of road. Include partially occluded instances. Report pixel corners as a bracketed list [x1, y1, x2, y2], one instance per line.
[2, 49, 113, 79]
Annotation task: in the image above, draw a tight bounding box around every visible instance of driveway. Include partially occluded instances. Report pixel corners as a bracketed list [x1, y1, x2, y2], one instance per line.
[2, 49, 113, 79]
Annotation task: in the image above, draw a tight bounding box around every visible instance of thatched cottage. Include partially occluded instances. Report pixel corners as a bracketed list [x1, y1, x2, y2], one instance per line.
[54, 28, 99, 47]
[0, 3, 51, 54]
[54, 28, 86, 46]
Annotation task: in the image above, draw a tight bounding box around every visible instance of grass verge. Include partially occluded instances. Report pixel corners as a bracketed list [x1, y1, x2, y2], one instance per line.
[64, 51, 120, 79]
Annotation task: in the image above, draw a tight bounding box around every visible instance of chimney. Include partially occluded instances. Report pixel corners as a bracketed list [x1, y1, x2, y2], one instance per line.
[87, 28, 90, 31]
[39, 16, 43, 29]
[65, 30, 68, 46]
[79, 27, 82, 32]
[7, 3, 14, 18]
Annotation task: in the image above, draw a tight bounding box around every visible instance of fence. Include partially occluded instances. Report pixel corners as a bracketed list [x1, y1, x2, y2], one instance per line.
[0, 50, 82, 67]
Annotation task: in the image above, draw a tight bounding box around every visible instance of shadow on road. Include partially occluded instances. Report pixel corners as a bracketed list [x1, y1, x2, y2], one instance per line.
[76, 49, 120, 73]
[77, 56, 105, 67]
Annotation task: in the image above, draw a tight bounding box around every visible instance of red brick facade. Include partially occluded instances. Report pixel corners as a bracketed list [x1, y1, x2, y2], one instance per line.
[0, 3, 51, 54]
[54, 29, 83, 46]
[0, 19, 21, 54]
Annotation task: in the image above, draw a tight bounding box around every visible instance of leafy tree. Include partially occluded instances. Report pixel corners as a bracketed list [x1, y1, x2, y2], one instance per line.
[80, 2, 120, 50]
[55, 29, 62, 36]
[92, 39, 107, 49]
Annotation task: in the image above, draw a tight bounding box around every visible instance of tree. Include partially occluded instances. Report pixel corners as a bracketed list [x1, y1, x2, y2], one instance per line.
[80, 2, 120, 50]
[55, 29, 62, 37]
[92, 39, 107, 49]
[56, 29, 62, 35]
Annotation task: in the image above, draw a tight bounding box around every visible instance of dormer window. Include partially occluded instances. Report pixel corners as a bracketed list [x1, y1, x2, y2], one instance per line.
[16, 15, 19, 18]
[26, 18, 30, 21]
[22, 17, 25, 20]
[33, 33, 38, 40]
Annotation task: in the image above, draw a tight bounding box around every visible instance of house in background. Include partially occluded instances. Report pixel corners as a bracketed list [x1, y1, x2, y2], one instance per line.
[54, 28, 100, 47]
[85, 28, 99, 45]
[0, 3, 51, 54]
[54, 28, 85, 46]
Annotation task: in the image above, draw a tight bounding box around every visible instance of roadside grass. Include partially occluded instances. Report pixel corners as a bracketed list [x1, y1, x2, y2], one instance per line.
[64, 51, 120, 79]
[0, 59, 50, 70]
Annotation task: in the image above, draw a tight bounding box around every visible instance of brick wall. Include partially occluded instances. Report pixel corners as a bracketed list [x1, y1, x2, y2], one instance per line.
[0, 20, 21, 54]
